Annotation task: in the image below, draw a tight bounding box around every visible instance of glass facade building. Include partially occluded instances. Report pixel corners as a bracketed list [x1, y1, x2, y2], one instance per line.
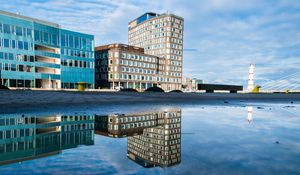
[0, 10, 94, 89]
[0, 114, 94, 165]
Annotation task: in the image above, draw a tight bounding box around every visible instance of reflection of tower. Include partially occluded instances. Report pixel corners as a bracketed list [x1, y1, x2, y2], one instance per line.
[247, 64, 255, 92]
[247, 106, 253, 124]
[127, 110, 181, 168]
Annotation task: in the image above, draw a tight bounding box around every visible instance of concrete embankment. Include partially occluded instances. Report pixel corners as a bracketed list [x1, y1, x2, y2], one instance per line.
[0, 90, 299, 113]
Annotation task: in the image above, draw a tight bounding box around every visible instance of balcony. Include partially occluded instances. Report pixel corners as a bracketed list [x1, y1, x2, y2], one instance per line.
[35, 73, 60, 80]
[35, 62, 60, 69]
[35, 50, 60, 59]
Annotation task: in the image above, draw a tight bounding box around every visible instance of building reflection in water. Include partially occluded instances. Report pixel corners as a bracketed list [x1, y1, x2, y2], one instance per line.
[0, 109, 181, 168]
[95, 109, 182, 168]
[0, 115, 95, 165]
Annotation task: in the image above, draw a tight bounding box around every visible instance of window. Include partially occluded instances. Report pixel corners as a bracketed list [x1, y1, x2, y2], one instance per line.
[69, 36, 74, 47]
[18, 41, 23, 49]
[4, 39, 9, 48]
[28, 56, 33, 62]
[3, 24, 10, 34]
[11, 64, 16, 71]
[43, 32, 49, 43]
[75, 36, 79, 49]
[34, 30, 40, 41]
[12, 40, 16, 48]
[27, 28, 32, 37]
[82, 38, 86, 50]
[16, 26, 22, 36]
[18, 65, 24, 72]
[24, 42, 28, 50]
[9, 53, 13, 60]
[61, 34, 66, 47]
[88, 39, 93, 50]
[52, 34, 58, 45]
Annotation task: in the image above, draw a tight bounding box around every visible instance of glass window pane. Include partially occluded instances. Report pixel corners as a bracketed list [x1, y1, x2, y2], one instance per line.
[12, 40, 16, 48]
[34, 30, 40, 41]
[4, 39, 9, 48]
[69, 35, 73, 48]
[27, 28, 32, 37]
[3, 24, 10, 34]
[18, 41, 23, 49]
[24, 41, 28, 50]
[75, 36, 79, 48]
[16, 26, 22, 36]
[43, 32, 49, 43]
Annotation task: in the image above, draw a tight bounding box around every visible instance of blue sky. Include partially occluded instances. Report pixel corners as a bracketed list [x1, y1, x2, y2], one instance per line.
[1, 0, 300, 88]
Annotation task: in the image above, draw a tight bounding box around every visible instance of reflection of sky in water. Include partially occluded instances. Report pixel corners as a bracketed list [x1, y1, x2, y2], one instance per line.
[0, 104, 300, 175]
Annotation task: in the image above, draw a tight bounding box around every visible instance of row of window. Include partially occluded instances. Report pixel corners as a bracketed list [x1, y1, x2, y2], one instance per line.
[61, 48, 94, 59]
[130, 17, 183, 35]
[0, 62, 34, 72]
[61, 123, 94, 132]
[0, 23, 32, 37]
[114, 115, 156, 123]
[129, 27, 183, 40]
[61, 82, 93, 89]
[0, 79, 34, 88]
[143, 48, 182, 56]
[116, 121, 156, 130]
[108, 73, 181, 83]
[131, 34, 183, 47]
[0, 38, 32, 50]
[61, 34, 93, 51]
[119, 60, 156, 69]
[109, 73, 155, 82]
[61, 115, 94, 122]
[119, 53, 157, 63]
[34, 30, 59, 46]
[0, 117, 35, 126]
[121, 67, 156, 74]
[96, 52, 157, 63]
[131, 35, 183, 46]
[0, 52, 34, 62]
[0, 129, 33, 139]
[61, 59, 94, 69]
[0, 23, 94, 50]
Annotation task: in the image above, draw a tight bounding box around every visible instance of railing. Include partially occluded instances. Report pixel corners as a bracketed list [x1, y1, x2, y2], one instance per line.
[35, 62, 60, 69]
[35, 73, 60, 80]
[35, 50, 60, 59]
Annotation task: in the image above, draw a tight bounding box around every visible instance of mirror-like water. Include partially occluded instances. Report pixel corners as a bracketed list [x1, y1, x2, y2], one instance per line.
[0, 104, 299, 175]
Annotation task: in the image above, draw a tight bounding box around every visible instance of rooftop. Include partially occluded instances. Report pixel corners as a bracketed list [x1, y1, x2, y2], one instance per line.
[95, 43, 144, 54]
[0, 10, 60, 28]
[128, 12, 184, 26]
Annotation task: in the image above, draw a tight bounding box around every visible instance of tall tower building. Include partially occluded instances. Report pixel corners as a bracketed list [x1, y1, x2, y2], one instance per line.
[247, 64, 255, 92]
[128, 12, 184, 91]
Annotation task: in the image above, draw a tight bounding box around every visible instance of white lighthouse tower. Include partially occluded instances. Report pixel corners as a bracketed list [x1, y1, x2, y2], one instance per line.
[247, 64, 255, 92]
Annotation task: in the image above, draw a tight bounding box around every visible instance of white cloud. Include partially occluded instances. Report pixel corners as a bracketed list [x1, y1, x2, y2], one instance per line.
[1, 0, 299, 89]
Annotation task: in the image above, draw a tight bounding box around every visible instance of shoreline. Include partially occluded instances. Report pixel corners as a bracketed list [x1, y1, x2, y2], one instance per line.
[0, 90, 299, 114]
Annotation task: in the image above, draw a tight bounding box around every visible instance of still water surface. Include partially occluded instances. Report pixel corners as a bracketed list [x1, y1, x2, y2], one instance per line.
[0, 104, 300, 175]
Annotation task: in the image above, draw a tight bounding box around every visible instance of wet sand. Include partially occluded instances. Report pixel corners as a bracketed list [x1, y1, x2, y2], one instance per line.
[0, 90, 299, 113]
